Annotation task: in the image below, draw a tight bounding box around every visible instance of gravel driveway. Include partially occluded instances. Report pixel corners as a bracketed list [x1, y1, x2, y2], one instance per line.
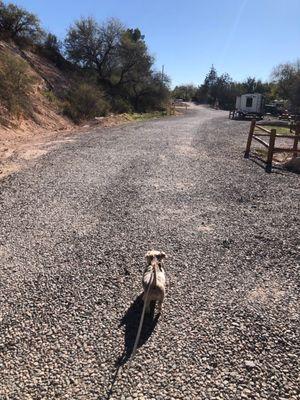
[0, 106, 299, 400]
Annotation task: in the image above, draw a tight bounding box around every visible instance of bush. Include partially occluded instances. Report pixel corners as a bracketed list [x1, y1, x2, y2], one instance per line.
[0, 52, 35, 117]
[63, 82, 109, 123]
[111, 96, 133, 113]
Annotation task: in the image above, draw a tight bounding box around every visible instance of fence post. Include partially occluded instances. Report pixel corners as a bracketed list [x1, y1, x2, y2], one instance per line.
[244, 119, 256, 158]
[266, 129, 276, 173]
[292, 122, 300, 158]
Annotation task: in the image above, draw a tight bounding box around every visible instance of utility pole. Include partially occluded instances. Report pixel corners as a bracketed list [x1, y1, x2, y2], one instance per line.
[161, 65, 165, 83]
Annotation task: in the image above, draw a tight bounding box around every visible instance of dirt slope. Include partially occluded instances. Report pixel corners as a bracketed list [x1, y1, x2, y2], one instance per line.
[0, 41, 72, 132]
[0, 40, 74, 178]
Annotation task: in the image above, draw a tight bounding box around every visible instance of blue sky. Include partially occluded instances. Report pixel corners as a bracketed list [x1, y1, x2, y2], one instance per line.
[8, 0, 300, 87]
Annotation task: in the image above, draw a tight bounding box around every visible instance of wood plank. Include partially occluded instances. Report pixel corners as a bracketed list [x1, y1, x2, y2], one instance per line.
[255, 125, 271, 133]
[255, 132, 298, 139]
[293, 124, 300, 158]
[266, 129, 276, 173]
[253, 135, 269, 147]
[244, 119, 256, 158]
[273, 147, 300, 153]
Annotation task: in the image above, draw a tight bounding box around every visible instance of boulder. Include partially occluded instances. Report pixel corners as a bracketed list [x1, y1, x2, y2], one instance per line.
[284, 157, 300, 173]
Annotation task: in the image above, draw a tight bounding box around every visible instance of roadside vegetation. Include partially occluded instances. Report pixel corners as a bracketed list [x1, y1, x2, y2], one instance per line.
[0, 52, 36, 119]
[0, 1, 170, 125]
[173, 64, 300, 113]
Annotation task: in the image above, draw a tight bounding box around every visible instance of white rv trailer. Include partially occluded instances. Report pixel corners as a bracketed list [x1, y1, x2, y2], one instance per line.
[231, 93, 265, 119]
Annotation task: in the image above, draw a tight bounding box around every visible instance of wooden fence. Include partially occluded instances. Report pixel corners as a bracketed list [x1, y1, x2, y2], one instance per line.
[244, 119, 300, 172]
[169, 102, 188, 115]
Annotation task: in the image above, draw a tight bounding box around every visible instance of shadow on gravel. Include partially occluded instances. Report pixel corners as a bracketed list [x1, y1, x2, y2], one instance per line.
[248, 154, 287, 175]
[104, 295, 159, 399]
[117, 293, 159, 365]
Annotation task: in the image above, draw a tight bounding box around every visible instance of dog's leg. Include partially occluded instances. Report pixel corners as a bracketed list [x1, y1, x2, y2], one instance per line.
[157, 294, 164, 313]
[145, 299, 151, 314]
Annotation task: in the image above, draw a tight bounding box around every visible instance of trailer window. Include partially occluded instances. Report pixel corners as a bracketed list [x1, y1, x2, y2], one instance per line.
[246, 97, 253, 107]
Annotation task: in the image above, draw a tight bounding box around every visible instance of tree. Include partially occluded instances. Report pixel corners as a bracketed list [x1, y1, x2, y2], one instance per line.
[202, 65, 219, 104]
[172, 84, 197, 101]
[0, 2, 43, 43]
[289, 76, 300, 112]
[65, 17, 170, 112]
[272, 62, 300, 100]
[65, 18, 123, 78]
[44, 33, 61, 53]
[241, 77, 268, 94]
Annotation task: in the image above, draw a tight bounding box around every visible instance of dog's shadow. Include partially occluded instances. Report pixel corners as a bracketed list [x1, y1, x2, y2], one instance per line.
[116, 293, 159, 366]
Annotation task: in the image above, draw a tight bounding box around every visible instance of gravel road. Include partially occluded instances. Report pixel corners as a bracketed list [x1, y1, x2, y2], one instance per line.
[0, 106, 299, 400]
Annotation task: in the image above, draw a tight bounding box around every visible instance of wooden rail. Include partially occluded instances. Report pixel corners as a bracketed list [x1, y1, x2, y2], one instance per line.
[244, 119, 300, 172]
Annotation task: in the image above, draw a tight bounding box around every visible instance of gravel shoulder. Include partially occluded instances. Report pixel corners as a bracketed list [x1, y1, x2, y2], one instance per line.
[0, 106, 299, 399]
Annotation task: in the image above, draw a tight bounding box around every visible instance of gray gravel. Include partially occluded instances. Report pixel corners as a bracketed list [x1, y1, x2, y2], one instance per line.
[0, 106, 299, 400]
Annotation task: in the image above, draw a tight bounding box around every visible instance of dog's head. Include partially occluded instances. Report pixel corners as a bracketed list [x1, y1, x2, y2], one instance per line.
[145, 250, 166, 267]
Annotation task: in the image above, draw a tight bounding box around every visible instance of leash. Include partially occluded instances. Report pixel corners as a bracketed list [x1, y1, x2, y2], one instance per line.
[131, 269, 154, 359]
[106, 269, 154, 398]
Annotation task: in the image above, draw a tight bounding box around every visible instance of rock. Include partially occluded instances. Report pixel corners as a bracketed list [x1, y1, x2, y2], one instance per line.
[244, 360, 256, 369]
[284, 157, 300, 173]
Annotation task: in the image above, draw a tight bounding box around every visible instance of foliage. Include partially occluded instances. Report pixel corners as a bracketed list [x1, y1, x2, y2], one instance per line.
[63, 81, 110, 122]
[172, 84, 197, 101]
[65, 18, 123, 74]
[0, 52, 35, 117]
[192, 62, 300, 112]
[36, 33, 72, 69]
[65, 18, 170, 113]
[0, 1, 43, 44]
[5, 1, 300, 121]
[0, 2, 170, 122]
[271, 61, 300, 112]
[194, 66, 278, 110]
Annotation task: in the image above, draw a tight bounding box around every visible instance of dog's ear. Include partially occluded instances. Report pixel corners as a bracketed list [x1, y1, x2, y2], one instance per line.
[158, 252, 167, 260]
[145, 251, 153, 265]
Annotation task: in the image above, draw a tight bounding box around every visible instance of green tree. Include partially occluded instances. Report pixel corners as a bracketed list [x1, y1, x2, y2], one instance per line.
[65, 17, 170, 112]
[65, 18, 123, 79]
[0, 2, 43, 43]
[172, 84, 197, 101]
[272, 61, 300, 101]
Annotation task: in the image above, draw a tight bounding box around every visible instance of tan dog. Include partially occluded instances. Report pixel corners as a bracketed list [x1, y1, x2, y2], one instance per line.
[142, 250, 166, 313]
[131, 250, 167, 359]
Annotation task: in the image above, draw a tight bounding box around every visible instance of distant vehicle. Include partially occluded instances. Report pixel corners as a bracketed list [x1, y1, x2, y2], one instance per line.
[174, 98, 184, 103]
[230, 93, 265, 119]
[265, 104, 280, 116]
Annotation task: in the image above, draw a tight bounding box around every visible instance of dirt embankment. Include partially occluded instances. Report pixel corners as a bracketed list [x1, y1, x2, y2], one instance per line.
[0, 43, 137, 179]
[0, 41, 75, 178]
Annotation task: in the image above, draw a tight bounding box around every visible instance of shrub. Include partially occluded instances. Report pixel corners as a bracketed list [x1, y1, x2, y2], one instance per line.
[111, 96, 133, 113]
[63, 82, 109, 123]
[0, 52, 36, 117]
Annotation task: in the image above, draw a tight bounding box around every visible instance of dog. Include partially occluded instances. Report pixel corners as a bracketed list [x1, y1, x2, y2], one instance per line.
[142, 250, 166, 314]
[130, 250, 167, 359]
